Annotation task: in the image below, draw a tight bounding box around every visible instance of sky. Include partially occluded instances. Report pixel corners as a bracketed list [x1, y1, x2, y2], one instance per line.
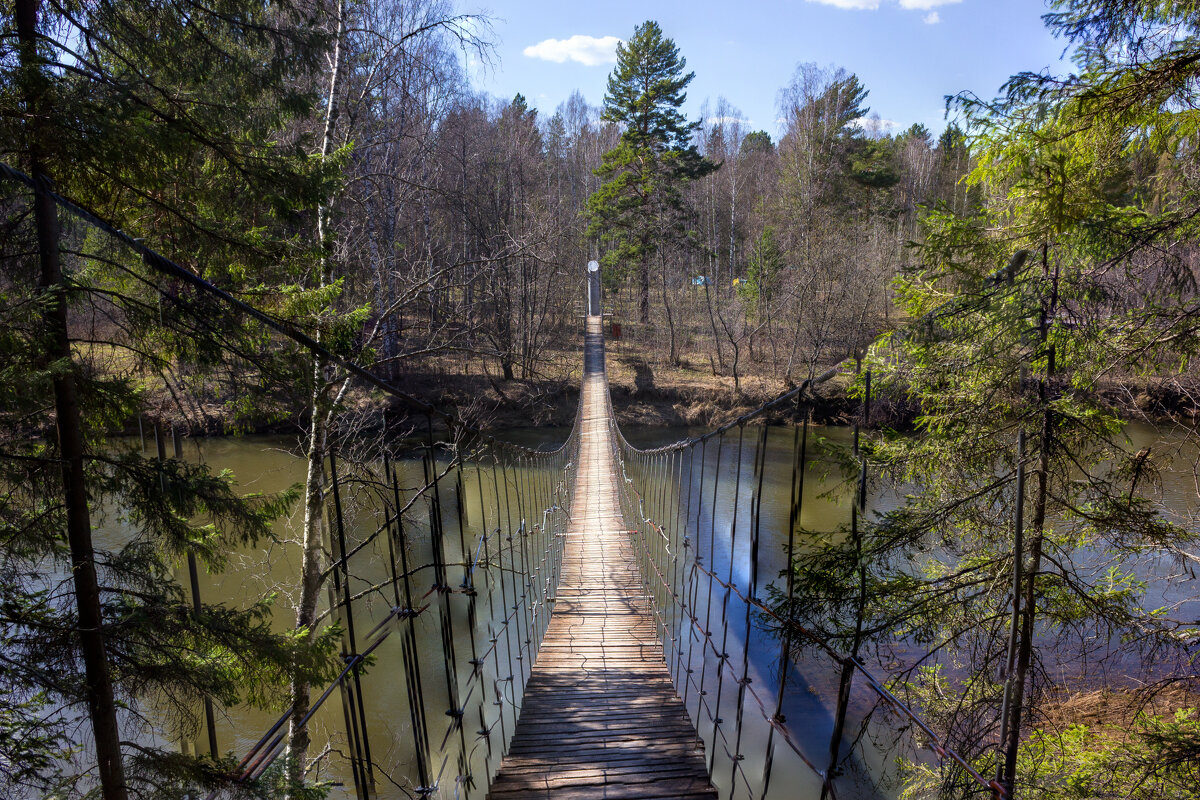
[465, 0, 1075, 139]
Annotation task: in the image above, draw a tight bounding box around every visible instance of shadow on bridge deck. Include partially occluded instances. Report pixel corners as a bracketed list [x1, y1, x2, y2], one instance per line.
[486, 316, 716, 800]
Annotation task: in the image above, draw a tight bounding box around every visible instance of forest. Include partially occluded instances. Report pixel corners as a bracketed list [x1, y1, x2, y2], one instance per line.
[2, 0, 1200, 799]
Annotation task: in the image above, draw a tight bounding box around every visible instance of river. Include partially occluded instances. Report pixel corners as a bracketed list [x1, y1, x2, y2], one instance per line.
[100, 420, 1200, 799]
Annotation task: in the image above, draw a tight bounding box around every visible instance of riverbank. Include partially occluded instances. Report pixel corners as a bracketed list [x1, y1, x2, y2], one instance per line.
[386, 358, 1200, 435]
[383, 354, 863, 434]
[1042, 686, 1200, 733]
[128, 347, 1200, 438]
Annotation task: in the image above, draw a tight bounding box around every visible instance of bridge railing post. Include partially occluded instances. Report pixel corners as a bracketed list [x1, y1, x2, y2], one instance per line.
[730, 424, 769, 794]
[697, 433, 723, 755]
[707, 424, 744, 784]
[504, 455, 531, 691]
[390, 456, 433, 793]
[326, 451, 373, 799]
[422, 414, 473, 793]
[667, 449, 686, 680]
[452, 445, 489, 787]
[760, 402, 809, 800]
[474, 454, 508, 757]
[491, 456, 521, 739]
[678, 441, 700, 705]
[681, 437, 707, 720]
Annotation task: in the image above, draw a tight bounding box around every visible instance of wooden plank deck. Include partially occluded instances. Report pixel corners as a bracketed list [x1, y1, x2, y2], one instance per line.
[486, 316, 716, 800]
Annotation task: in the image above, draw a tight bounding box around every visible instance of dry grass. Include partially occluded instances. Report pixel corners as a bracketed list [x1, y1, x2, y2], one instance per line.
[1038, 686, 1200, 739]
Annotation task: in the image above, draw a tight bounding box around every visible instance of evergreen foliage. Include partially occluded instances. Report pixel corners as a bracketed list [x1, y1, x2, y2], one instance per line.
[771, 2, 1200, 797]
[586, 20, 717, 321]
[3, 0, 1200, 797]
[0, 2, 340, 797]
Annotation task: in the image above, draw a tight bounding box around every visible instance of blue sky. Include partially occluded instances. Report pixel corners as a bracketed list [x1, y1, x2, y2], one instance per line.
[466, 0, 1073, 138]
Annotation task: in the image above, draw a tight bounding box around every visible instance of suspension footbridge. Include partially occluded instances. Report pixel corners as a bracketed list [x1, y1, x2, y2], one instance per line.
[1, 163, 1009, 800]
[486, 316, 716, 799]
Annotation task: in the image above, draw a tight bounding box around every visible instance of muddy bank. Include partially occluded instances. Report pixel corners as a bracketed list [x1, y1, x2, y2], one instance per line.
[124, 359, 1200, 440]
[388, 367, 864, 434]
[403, 371, 1200, 437]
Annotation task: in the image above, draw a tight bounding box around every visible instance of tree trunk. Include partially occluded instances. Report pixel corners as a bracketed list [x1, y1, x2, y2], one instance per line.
[286, 388, 328, 788]
[639, 259, 650, 324]
[287, 0, 343, 788]
[1001, 409, 1048, 799]
[730, 339, 741, 394]
[16, 3, 128, 798]
[1001, 245, 1057, 798]
[703, 283, 724, 373]
[659, 251, 677, 364]
[423, 159, 437, 331]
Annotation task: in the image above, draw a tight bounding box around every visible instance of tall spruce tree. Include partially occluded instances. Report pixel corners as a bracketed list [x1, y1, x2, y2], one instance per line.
[586, 20, 716, 323]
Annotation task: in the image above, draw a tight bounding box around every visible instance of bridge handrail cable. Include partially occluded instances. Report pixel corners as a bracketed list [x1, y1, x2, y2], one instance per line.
[602, 261, 1026, 798]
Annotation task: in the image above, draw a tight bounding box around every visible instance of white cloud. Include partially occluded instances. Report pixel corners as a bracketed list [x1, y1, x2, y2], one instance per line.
[806, 0, 881, 8]
[523, 35, 621, 67]
[923, 11, 941, 23]
[805, 0, 961, 10]
[851, 116, 898, 128]
[707, 116, 751, 125]
[898, 0, 960, 8]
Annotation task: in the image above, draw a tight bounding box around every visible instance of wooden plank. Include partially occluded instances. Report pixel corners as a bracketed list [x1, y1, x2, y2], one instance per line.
[486, 317, 715, 800]
[491, 766, 708, 787]
[489, 777, 716, 800]
[492, 761, 711, 781]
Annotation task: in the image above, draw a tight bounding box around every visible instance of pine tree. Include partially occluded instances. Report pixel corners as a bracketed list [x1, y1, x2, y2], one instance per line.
[740, 226, 782, 315]
[586, 20, 716, 323]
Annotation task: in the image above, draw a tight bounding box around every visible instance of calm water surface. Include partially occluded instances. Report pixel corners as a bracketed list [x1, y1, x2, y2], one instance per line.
[102, 421, 1200, 799]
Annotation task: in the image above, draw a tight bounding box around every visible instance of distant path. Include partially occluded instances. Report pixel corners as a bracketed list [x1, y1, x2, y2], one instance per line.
[485, 315, 715, 800]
